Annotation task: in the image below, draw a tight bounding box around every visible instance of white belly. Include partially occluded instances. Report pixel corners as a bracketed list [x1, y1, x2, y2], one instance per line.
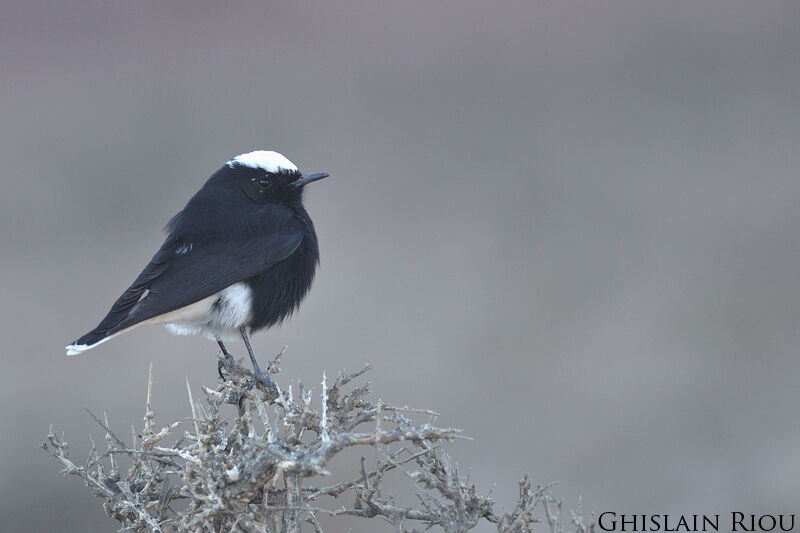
[145, 282, 253, 341]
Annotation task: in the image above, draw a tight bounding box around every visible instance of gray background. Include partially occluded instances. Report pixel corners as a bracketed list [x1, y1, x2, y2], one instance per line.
[2, 2, 799, 531]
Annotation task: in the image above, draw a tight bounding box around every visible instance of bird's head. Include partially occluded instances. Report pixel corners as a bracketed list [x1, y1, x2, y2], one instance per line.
[217, 150, 328, 206]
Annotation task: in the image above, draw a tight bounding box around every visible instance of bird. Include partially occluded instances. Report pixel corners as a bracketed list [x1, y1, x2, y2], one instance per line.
[66, 150, 328, 386]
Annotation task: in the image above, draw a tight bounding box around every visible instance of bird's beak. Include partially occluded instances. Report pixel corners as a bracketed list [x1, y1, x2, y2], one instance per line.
[292, 172, 329, 188]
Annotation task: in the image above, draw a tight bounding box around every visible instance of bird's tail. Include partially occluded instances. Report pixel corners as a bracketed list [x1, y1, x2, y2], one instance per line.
[65, 330, 119, 356]
[65, 238, 175, 356]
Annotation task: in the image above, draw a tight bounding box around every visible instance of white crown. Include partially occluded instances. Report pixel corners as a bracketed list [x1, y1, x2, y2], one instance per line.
[227, 150, 298, 173]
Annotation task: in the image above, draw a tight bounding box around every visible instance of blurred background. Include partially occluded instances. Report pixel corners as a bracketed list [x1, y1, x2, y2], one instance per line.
[2, 1, 799, 531]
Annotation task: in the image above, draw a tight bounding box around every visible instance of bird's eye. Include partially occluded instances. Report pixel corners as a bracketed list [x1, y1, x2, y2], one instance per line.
[258, 177, 271, 188]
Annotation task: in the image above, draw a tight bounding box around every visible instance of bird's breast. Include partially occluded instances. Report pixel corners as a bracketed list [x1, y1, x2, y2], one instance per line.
[247, 229, 319, 331]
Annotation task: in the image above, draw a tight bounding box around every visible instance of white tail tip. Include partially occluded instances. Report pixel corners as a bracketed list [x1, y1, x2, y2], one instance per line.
[65, 329, 125, 356]
[65, 344, 90, 356]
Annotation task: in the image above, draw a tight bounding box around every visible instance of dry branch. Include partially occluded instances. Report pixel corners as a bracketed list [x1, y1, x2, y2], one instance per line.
[43, 354, 593, 532]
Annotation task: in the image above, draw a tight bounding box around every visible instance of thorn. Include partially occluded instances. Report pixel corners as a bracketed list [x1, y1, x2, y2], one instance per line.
[186, 375, 200, 437]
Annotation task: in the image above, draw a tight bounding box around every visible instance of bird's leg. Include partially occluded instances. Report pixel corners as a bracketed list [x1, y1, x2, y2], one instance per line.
[217, 339, 233, 357]
[217, 339, 236, 380]
[239, 326, 278, 393]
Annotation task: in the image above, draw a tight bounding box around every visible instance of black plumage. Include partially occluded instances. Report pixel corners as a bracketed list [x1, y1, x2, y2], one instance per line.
[67, 150, 327, 381]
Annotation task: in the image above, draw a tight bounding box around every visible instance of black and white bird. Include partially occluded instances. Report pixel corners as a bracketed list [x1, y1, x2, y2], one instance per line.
[66, 150, 328, 384]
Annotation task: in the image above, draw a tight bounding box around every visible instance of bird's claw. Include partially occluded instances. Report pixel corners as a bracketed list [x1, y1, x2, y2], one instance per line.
[249, 369, 279, 395]
[236, 370, 277, 408]
[217, 353, 237, 381]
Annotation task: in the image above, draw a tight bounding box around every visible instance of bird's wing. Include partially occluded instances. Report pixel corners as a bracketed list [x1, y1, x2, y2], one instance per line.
[69, 210, 304, 350]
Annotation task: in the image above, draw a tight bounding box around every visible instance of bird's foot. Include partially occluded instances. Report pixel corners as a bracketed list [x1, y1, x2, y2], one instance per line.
[216, 340, 236, 381]
[248, 368, 279, 395]
[217, 352, 237, 381]
[236, 370, 278, 409]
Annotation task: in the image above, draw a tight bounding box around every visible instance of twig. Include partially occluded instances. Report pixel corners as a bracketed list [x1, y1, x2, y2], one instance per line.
[44, 361, 591, 533]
